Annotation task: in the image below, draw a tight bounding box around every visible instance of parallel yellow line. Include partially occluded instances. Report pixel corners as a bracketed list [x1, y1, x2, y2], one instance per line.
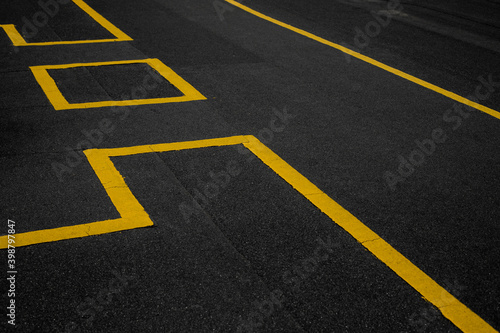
[225, 0, 500, 121]
[224, 2, 498, 329]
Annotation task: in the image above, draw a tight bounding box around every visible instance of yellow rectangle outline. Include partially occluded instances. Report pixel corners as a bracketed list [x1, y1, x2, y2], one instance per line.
[30, 58, 206, 110]
[0, 134, 495, 332]
[0, 0, 132, 46]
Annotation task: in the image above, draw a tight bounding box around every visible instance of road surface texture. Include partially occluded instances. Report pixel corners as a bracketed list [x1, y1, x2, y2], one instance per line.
[1, 0, 499, 332]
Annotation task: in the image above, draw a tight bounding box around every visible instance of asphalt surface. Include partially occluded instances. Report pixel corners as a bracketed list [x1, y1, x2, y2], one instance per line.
[1, 0, 499, 332]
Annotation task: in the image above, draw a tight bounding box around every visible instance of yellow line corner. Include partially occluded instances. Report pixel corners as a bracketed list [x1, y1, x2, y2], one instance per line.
[0, 0, 132, 47]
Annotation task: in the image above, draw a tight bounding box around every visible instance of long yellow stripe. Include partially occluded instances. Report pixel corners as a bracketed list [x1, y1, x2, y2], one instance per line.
[0, 219, 125, 248]
[97, 136, 248, 157]
[38, 59, 151, 70]
[225, 0, 500, 121]
[52, 96, 204, 110]
[10, 39, 129, 46]
[242, 135, 497, 333]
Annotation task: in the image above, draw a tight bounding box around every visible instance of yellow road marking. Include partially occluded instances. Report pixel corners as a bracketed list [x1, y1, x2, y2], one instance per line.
[243, 135, 497, 333]
[0, 135, 495, 332]
[0, 136, 247, 248]
[71, 0, 131, 41]
[30, 58, 206, 110]
[224, 0, 500, 121]
[0, 0, 132, 46]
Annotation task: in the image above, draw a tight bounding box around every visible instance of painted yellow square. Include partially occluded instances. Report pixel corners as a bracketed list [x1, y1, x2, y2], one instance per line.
[30, 58, 206, 110]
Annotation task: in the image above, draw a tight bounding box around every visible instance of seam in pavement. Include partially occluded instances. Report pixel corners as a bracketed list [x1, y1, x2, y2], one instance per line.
[150, 152, 306, 331]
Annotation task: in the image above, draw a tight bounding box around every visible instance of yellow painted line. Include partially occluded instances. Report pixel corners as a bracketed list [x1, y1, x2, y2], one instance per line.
[149, 135, 248, 153]
[241, 135, 496, 333]
[4, 39, 130, 46]
[224, 0, 500, 121]
[0, 136, 248, 248]
[72, 0, 132, 41]
[0, 135, 495, 332]
[30, 58, 206, 110]
[0, 24, 27, 45]
[0, 147, 155, 248]
[0, 0, 132, 46]
[1, 218, 141, 248]
[31, 66, 71, 108]
[85, 149, 153, 219]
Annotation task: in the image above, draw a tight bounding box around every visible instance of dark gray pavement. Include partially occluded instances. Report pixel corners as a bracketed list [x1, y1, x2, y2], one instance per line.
[1, 0, 499, 332]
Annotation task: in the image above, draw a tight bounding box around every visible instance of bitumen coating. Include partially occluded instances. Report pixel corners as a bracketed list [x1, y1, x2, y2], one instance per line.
[0, 0, 499, 332]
